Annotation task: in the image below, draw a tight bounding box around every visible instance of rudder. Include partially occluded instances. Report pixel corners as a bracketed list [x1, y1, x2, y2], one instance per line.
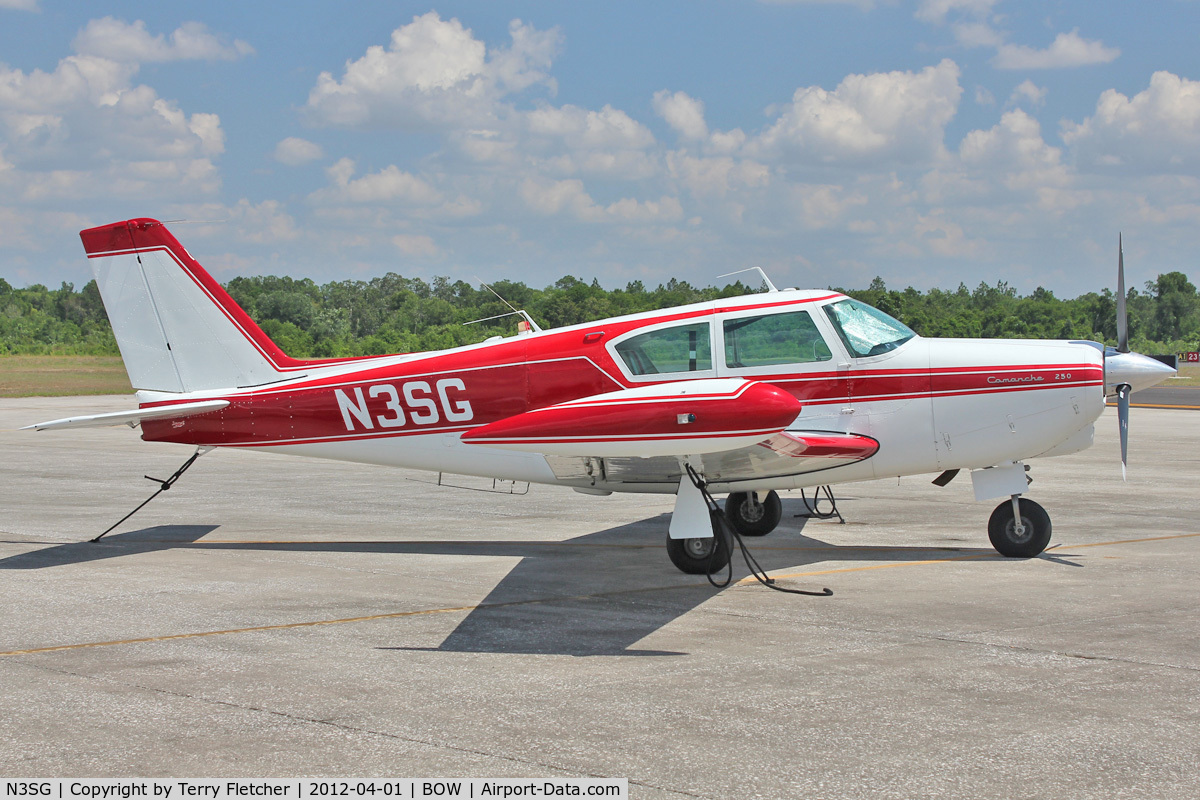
[81, 218, 300, 392]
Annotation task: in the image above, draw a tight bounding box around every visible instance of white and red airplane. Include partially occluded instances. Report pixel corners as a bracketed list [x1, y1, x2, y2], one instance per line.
[28, 219, 1176, 574]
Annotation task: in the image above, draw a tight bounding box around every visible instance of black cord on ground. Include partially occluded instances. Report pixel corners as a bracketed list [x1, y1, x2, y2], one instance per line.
[684, 464, 832, 597]
[91, 448, 208, 542]
[797, 485, 844, 523]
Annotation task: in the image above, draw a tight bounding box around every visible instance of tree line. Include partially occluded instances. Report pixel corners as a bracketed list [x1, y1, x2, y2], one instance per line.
[2, 271, 1198, 358]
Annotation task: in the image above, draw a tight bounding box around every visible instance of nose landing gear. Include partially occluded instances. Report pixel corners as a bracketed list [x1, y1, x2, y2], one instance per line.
[988, 496, 1052, 558]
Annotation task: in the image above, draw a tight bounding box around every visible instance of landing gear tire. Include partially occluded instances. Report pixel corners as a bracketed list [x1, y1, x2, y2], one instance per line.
[988, 498, 1052, 558]
[724, 491, 782, 537]
[666, 529, 731, 574]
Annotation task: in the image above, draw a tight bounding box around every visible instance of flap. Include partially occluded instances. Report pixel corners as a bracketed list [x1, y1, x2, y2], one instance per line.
[542, 429, 880, 487]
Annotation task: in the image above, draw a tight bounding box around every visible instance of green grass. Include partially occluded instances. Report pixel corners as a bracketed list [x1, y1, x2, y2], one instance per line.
[1166, 363, 1200, 387]
[0, 355, 133, 397]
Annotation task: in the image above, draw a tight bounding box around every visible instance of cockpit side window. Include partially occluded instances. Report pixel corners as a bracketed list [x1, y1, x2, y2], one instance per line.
[614, 322, 712, 376]
[822, 298, 915, 358]
[723, 310, 832, 368]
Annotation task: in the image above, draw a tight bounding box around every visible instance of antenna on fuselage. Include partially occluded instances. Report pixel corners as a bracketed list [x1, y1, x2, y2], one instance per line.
[718, 266, 779, 293]
[468, 277, 543, 333]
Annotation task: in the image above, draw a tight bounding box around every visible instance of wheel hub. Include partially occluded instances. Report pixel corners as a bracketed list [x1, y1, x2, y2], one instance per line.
[739, 499, 765, 524]
[1006, 516, 1034, 544]
[684, 537, 714, 558]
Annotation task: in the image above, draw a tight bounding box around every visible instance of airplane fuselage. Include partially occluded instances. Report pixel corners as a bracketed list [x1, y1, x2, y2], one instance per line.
[134, 290, 1107, 495]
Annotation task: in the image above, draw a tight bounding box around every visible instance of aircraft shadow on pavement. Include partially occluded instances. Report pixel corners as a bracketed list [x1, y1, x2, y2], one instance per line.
[0, 524, 219, 569]
[1, 502, 1076, 657]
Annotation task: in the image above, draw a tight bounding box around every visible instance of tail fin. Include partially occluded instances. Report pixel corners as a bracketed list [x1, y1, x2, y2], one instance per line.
[81, 218, 305, 392]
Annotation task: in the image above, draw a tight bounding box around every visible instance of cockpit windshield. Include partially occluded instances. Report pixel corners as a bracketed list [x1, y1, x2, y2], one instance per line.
[823, 298, 916, 358]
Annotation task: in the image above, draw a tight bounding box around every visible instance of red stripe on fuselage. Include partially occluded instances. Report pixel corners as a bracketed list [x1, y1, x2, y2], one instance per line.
[140, 356, 625, 446]
[141, 352, 1103, 447]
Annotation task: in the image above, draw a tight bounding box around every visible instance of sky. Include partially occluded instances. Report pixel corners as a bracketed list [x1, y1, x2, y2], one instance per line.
[2, 0, 1200, 298]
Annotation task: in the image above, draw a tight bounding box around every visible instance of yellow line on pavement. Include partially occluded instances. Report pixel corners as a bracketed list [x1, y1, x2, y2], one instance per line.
[1055, 531, 1200, 549]
[0, 605, 476, 657]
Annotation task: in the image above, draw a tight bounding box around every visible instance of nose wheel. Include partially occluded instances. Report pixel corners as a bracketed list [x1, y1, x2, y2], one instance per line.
[988, 497, 1052, 558]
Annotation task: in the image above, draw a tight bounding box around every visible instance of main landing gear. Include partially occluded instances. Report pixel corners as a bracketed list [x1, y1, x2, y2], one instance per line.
[665, 490, 782, 575]
[666, 529, 731, 574]
[724, 490, 783, 537]
[987, 495, 1052, 558]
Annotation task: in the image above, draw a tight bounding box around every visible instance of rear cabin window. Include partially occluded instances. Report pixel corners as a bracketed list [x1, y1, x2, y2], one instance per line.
[723, 311, 832, 368]
[614, 322, 712, 376]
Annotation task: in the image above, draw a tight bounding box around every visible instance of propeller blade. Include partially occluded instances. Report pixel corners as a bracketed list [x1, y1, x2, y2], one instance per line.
[1117, 233, 1129, 354]
[1117, 383, 1130, 481]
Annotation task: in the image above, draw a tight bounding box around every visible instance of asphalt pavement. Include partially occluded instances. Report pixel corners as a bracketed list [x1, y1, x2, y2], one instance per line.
[1116, 384, 1200, 408]
[2, 396, 1198, 798]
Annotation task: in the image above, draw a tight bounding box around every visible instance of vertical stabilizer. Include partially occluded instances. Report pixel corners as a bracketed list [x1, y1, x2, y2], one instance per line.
[80, 218, 298, 392]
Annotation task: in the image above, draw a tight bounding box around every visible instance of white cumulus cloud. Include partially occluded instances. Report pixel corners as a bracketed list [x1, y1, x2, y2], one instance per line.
[913, 213, 982, 258]
[73, 17, 254, 63]
[526, 104, 654, 150]
[273, 137, 324, 166]
[520, 103, 658, 179]
[752, 59, 962, 165]
[1009, 80, 1047, 107]
[310, 158, 442, 205]
[653, 90, 709, 141]
[791, 183, 869, 230]
[915, 0, 1003, 48]
[1063, 71, 1200, 173]
[960, 109, 1067, 191]
[305, 12, 560, 129]
[915, 0, 999, 24]
[0, 48, 226, 202]
[666, 153, 770, 198]
[520, 177, 681, 223]
[993, 30, 1119, 70]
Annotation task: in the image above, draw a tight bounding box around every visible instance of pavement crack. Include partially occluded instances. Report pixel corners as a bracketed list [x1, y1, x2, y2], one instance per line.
[20, 660, 629, 781]
[927, 634, 1200, 673]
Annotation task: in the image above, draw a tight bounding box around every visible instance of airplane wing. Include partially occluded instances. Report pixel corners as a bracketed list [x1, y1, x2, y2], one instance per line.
[556, 430, 880, 489]
[461, 379, 879, 486]
[460, 378, 802, 458]
[704, 429, 877, 481]
[23, 400, 230, 431]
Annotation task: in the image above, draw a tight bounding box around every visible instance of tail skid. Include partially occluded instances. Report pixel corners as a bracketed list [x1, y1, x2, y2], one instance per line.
[82, 219, 328, 392]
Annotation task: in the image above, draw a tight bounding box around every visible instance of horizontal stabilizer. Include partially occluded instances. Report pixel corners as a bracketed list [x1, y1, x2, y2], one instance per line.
[462, 378, 801, 458]
[23, 400, 230, 431]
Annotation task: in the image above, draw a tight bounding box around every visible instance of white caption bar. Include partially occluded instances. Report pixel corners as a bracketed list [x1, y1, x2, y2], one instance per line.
[1, 781, 628, 800]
